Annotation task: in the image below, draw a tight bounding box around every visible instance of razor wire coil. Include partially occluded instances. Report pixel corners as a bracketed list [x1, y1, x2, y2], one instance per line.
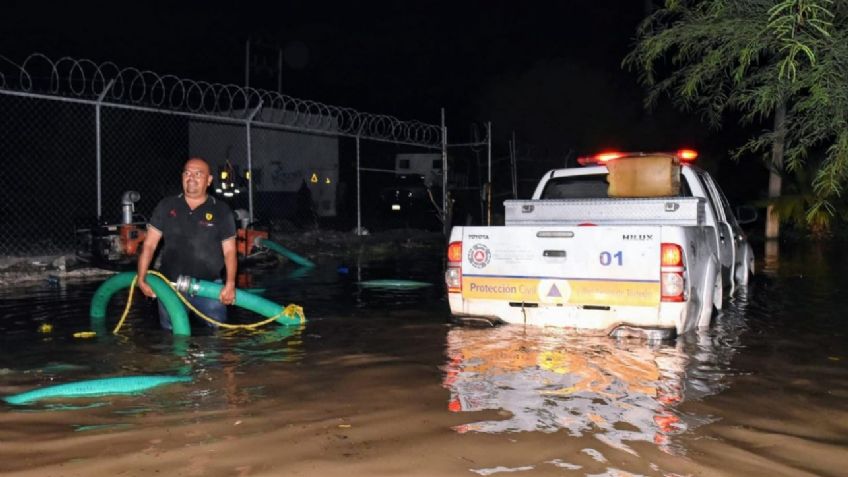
[0, 53, 442, 147]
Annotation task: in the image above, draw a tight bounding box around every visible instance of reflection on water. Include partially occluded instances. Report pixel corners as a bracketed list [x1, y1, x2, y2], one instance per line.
[0, 255, 440, 414]
[2, 324, 307, 413]
[442, 293, 752, 457]
[2, 243, 848, 476]
[444, 327, 699, 454]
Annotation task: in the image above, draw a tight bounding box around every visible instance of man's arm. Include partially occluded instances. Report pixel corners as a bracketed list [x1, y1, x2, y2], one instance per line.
[219, 237, 237, 305]
[137, 226, 163, 298]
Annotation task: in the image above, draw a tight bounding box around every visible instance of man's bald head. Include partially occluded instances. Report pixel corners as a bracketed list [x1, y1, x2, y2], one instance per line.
[182, 157, 213, 200]
[184, 157, 211, 173]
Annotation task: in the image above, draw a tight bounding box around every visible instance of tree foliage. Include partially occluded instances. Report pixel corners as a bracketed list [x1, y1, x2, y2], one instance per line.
[624, 0, 848, 227]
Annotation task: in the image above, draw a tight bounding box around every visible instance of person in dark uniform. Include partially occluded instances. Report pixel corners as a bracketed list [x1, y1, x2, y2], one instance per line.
[137, 157, 237, 329]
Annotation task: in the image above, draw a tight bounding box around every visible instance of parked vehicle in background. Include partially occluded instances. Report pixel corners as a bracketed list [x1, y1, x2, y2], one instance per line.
[444, 150, 756, 339]
[378, 174, 442, 230]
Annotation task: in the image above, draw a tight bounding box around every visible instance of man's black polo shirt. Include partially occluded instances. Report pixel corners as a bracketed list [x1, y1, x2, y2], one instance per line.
[148, 194, 236, 282]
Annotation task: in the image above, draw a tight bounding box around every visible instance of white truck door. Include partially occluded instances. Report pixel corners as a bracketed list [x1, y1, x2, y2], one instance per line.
[697, 172, 736, 290]
[706, 175, 751, 285]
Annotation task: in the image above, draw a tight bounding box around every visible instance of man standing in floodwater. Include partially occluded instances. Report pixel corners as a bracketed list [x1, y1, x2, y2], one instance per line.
[136, 157, 237, 329]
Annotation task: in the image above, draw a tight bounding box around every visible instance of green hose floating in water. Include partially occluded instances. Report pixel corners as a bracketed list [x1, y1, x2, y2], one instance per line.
[178, 277, 304, 326]
[357, 279, 434, 289]
[90, 272, 190, 335]
[3, 375, 192, 405]
[257, 238, 315, 268]
[90, 272, 303, 336]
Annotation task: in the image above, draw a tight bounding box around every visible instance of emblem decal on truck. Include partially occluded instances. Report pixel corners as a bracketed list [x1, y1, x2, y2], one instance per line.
[468, 243, 492, 268]
[537, 279, 572, 304]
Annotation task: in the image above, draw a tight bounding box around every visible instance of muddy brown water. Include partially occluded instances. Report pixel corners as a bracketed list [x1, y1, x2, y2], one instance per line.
[1, 243, 847, 476]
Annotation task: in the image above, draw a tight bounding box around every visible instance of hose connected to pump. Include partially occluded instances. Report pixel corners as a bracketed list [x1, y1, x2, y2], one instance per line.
[111, 270, 305, 334]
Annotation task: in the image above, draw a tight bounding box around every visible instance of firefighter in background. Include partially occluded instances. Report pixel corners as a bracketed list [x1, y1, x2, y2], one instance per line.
[136, 157, 238, 329]
[215, 160, 242, 199]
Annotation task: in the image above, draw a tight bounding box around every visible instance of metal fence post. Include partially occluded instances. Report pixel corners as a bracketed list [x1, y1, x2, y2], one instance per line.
[95, 79, 115, 218]
[511, 130, 518, 199]
[487, 121, 492, 225]
[441, 108, 448, 236]
[246, 101, 263, 223]
[356, 134, 362, 235]
[244, 39, 251, 88]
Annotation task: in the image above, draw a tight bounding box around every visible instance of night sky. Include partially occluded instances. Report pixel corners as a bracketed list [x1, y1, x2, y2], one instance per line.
[3, 3, 643, 125]
[2, 1, 764, 200]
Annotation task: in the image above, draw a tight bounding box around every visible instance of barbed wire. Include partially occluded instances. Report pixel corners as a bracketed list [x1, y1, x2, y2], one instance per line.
[0, 53, 442, 147]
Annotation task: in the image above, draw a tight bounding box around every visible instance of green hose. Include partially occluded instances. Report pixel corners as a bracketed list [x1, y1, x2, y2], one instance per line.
[257, 238, 315, 267]
[90, 272, 191, 335]
[90, 272, 301, 335]
[286, 266, 313, 279]
[357, 279, 434, 289]
[3, 375, 192, 405]
[181, 277, 304, 326]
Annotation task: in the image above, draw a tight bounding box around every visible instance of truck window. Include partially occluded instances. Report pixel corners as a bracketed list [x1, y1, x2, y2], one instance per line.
[541, 174, 692, 199]
[541, 176, 609, 199]
[703, 173, 740, 228]
[694, 172, 727, 222]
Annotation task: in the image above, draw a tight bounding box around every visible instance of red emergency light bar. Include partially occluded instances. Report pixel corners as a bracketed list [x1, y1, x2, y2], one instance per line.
[576, 149, 698, 166]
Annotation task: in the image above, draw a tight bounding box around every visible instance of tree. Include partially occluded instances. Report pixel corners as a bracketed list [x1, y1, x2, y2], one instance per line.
[624, 0, 848, 238]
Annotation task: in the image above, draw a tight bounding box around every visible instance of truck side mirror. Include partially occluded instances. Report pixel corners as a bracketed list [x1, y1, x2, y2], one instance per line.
[734, 205, 758, 225]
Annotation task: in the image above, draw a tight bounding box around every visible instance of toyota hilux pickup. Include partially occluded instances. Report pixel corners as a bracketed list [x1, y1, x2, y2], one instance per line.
[444, 150, 755, 339]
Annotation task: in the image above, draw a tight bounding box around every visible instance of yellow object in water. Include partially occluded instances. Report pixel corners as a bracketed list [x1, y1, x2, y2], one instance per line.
[282, 304, 306, 323]
[73, 331, 97, 339]
[37, 323, 53, 333]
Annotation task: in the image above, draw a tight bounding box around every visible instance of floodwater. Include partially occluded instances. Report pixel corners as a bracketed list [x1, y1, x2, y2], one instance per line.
[1, 242, 847, 477]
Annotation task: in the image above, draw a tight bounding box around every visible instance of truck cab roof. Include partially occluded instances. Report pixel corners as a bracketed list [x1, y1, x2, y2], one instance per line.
[533, 164, 700, 200]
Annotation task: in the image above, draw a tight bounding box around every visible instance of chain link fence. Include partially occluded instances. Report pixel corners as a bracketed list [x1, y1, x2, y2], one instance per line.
[484, 139, 577, 224]
[0, 53, 483, 258]
[0, 94, 96, 255]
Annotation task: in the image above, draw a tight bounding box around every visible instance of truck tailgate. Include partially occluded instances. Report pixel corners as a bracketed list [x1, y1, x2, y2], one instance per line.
[459, 226, 661, 307]
[504, 197, 705, 226]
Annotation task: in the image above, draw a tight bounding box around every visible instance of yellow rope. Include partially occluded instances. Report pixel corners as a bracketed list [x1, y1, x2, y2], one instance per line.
[112, 274, 138, 334]
[112, 270, 305, 334]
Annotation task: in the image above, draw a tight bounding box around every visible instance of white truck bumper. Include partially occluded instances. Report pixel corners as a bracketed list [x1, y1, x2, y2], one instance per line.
[448, 294, 687, 336]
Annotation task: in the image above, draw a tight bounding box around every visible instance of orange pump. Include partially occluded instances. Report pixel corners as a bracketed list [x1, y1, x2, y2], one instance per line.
[119, 224, 147, 256]
[236, 227, 269, 257]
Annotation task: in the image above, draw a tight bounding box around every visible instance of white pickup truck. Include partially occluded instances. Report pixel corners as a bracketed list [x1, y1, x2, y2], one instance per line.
[444, 150, 755, 339]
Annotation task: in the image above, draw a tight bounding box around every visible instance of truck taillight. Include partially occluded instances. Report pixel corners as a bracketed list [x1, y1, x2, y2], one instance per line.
[445, 268, 462, 293]
[660, 243, 685, 302]
[447, 241, 462, 263]
[661, 272, 685, 301]
[446, 241, 462, 293]
[661, 243, 682, 266]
